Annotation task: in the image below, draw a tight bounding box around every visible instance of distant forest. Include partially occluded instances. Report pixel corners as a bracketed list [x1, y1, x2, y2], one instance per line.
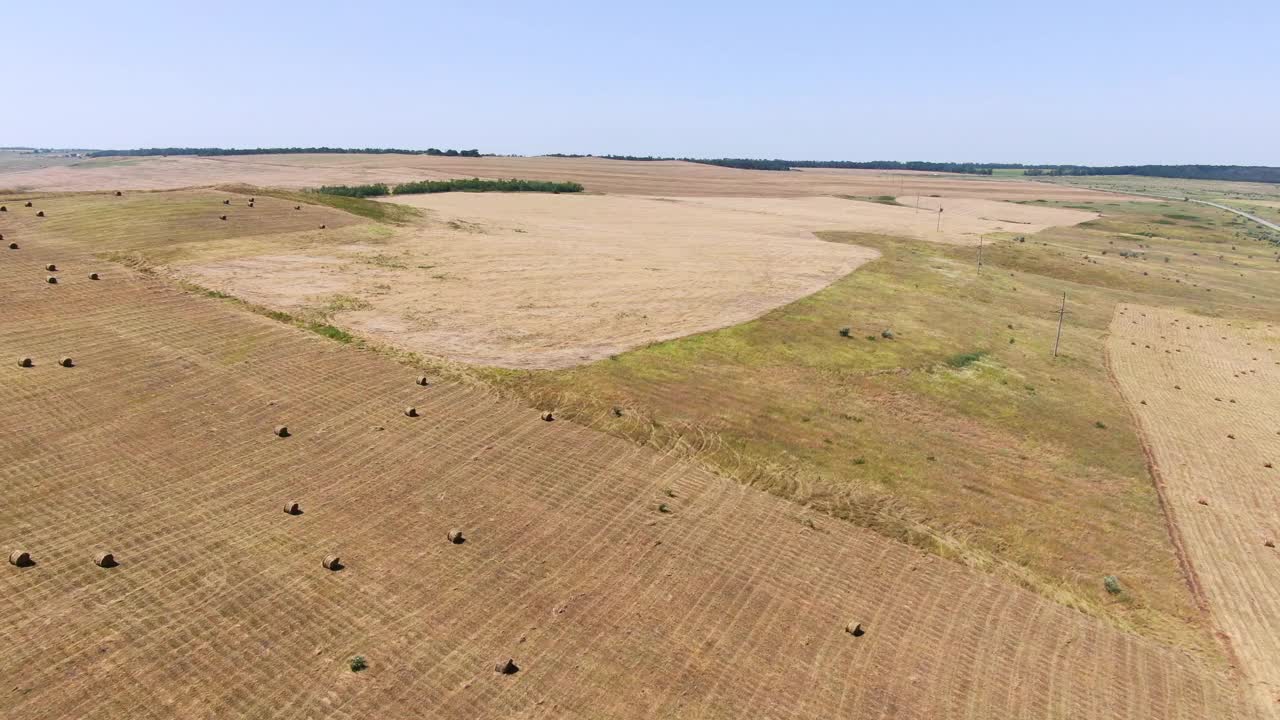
[1021, 165, 1280, 183]
[546, 154, 1280, 183]
[87, 147, 483, 158]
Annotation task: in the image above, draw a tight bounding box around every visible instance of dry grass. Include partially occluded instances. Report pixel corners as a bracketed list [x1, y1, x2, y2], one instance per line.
[0, 229, 1244, 719]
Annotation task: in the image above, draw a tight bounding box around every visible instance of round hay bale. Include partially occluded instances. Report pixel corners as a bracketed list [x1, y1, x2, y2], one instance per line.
[222, 199, 230, 205]
[322, 555, 342, 571]
[494, 658, 519, 675]
[248, 202, 254, 208]
[319, 224, 326, 230]
[89, 272, 100, 280]
[114, 191, 122, 197]
[0, 206, 7, 211]
[7, 243, 16, 250]
[93, 551, 116, 568]
[540, 411, 555, 422]
[845, 622, 866, 637]
[273, 425, 290, 438]
[8, 550, 32, 567]
[17, 357, 32, 368]
[1265, 539, 1275, 548]
[58, 357, 74, 368]
[219, 215, 228, 221]
[447, 529, 465, 544]
[35, 211, 44, 217]
[404, 406, 418, 418]
[416, 375, 430, 386]
[283, 501, 301, 515]
[294, 205, 301, 211]
[46, 276, 57, 284]
[249, 198, 255, 203]
[45, 263, 57, 272]
[24, 201, 32, 208]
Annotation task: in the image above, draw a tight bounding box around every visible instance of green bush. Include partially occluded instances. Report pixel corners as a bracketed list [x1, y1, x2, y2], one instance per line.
[1103, 576, 1122, 595]
[945, 351, 987, 368]
[349, 656, 368, 672]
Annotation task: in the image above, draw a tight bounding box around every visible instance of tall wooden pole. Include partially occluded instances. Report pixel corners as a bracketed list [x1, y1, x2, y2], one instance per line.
[1053, 291, 1068, 357]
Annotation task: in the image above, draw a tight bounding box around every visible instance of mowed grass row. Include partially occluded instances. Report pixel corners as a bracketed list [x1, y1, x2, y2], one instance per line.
[477, 200, 1280, 658]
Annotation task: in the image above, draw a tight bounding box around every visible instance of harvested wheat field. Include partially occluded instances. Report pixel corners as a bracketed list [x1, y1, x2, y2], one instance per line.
[0, 211, 1251, 719]
[1108, 305, 1280, 717]
[0, 152, 1135, 201]
[173, 192, 1093, 368]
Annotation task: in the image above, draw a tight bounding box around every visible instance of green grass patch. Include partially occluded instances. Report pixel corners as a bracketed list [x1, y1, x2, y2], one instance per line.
[945, 350, 987, 368]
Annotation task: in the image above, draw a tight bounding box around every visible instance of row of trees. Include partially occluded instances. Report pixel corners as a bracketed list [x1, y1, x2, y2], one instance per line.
[315, 178, 584, 197]
[1022, 165, 1280, 183]
[544, 154, 1280, 183]
[88, 147, 483, 158]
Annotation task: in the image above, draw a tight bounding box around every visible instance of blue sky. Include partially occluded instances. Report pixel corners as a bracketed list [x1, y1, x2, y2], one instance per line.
[5, 0, 1277, 164]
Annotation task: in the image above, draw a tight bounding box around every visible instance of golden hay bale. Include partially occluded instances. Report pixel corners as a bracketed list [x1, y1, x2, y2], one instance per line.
[59, 357, 74, 368]
[45, 263, 57, 271]
[540, 411, 555, 422]
[17, 357, 32, 368]
[89, 272, 100, 280]
[294, 205, 301, 210]
[114, 191, 122, 197]
[274, 425, 290, 438]
[283, 501, 301, 515]
[35, 211, 44, 217]
[8, 550, 32, 567]
[416, 375, 430, 386]
[24, 201, 32, 208]
[46, 276, 57, 284]
[845, 622, 866, 637]
[220, 215, 228, 221]
[447, 529, 465, 544]
[322, 555, 342, 571]
[0, 205, 6, 211]
[404, 407, 418, 417]
[494, 658, 519, 675]
[249, 198, 255, 202]
[222, 199, 230, 205]
[319, 225, 326, 230]
[93, 551, 116, 568]
[7, 242, 15, 250]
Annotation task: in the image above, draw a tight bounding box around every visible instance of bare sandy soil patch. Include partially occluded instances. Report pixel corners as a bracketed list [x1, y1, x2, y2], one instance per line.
[0, 235, 1248, 719]
[2, 153, 1132, 200]
[1108, 304, 1280, 717]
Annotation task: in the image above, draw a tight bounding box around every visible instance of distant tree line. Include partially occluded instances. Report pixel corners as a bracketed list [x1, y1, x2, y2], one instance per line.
[314, 178, 584, 197]
[544, 154, 1280, 183]
[1021, 165, 1280, 183]
[543, 154, 996, 174]
[87, 147, 483, 158]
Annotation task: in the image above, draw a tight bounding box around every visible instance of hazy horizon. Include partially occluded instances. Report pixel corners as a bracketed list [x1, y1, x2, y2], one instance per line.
[5, 0, 1277, 166]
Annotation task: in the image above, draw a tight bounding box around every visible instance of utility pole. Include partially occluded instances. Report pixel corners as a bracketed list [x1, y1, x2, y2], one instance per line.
[976, 235, 984, 274]
[1053, 291, 1070, 358]
[936, 206, 943, 232]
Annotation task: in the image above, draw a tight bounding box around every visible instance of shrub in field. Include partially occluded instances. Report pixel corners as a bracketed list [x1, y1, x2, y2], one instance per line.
[349, 656, 368, 672]
[1103, 576, 1122, 595]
